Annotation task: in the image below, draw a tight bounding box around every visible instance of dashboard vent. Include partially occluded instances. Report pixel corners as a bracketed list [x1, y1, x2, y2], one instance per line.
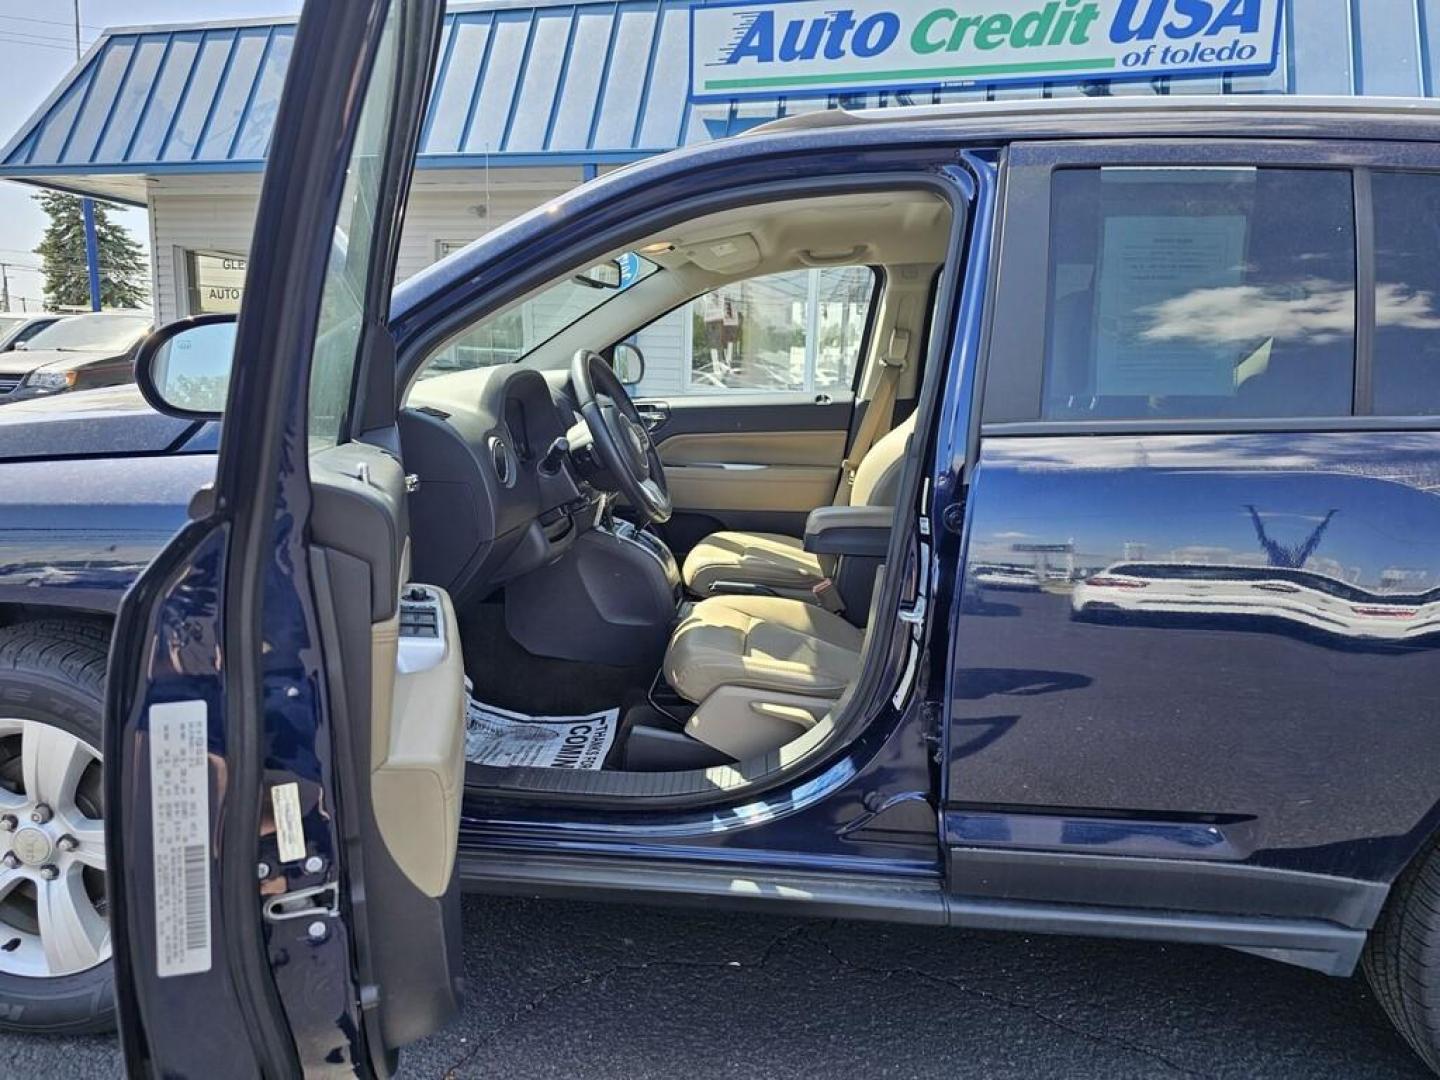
[488, 436, 518, 488]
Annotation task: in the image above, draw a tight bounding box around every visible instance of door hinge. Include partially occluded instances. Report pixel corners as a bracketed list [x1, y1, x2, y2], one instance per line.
[262, 880, 340, 923]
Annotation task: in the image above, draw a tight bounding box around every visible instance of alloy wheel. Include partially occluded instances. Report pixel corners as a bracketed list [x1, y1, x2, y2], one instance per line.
[0, 719, 108, 978]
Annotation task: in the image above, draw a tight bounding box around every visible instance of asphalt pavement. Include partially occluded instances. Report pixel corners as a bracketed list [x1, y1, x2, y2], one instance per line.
[2, 893, 1431, 1078]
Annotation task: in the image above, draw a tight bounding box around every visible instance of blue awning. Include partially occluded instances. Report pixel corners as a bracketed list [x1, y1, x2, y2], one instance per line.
[1, 0, 1434, 203]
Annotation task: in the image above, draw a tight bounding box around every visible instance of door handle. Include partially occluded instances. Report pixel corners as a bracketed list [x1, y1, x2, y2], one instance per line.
[633, 401, 670, 430]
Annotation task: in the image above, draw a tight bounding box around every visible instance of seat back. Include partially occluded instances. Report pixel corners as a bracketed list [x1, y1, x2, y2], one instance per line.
[849, 412, 917, 508]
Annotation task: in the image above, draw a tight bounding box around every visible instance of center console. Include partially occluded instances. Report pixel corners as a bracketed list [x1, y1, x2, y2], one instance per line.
[502, 515, 682, 667]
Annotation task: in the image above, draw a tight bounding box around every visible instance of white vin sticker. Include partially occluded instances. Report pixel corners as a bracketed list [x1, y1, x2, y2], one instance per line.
[270, 781, 306, 864]
[149, 700, 212, 978]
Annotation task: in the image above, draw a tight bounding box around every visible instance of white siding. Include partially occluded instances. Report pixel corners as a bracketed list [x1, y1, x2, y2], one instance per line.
[147, 167, 583, 325]
[633, 308, 687, 397]
[148, 178, 261, 325]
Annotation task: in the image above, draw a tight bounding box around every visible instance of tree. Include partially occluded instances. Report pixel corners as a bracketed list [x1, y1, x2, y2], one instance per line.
[33, 191, 147, 310]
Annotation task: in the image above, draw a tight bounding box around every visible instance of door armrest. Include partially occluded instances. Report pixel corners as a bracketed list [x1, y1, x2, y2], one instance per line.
[803, 505, 893, 557]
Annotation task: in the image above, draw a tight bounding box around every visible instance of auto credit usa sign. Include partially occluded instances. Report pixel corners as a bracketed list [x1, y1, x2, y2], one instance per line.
[689, 0, 1282, 100]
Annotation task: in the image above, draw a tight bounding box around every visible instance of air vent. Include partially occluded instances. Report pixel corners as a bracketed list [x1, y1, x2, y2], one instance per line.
[488, 436, 518, 488]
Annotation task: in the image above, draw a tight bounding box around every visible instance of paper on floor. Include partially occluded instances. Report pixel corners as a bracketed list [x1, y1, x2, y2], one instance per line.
[464, 699, 618, 770]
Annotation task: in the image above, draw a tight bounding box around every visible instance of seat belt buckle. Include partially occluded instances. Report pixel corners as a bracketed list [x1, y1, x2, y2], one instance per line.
[812, 578, 845, 613]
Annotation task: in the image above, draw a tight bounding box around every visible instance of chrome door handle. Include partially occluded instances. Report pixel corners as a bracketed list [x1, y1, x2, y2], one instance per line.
[634, 402, 669, 430]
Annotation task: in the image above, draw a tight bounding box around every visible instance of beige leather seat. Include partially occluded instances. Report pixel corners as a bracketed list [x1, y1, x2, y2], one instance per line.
[681, 412, 916, 599]
[664, 594, 864, 759]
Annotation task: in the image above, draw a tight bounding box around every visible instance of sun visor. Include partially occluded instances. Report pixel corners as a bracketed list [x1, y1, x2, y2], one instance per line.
[680, 233, 761, 274]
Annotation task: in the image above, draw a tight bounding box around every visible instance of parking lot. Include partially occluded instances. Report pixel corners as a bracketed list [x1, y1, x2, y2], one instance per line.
[3, 893, 1429, 1079]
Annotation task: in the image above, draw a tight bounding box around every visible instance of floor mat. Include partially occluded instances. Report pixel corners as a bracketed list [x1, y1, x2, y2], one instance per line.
[465, 698, 618, 770]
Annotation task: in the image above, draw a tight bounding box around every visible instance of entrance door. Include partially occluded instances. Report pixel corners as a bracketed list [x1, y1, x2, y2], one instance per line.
[105, 1, 457, 1076]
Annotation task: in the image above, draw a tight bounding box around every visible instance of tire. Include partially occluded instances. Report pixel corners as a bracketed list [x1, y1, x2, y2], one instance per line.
[0, 620, 114, 1035]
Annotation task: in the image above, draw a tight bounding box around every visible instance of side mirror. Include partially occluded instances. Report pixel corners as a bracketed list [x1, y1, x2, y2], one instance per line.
[134, 314, 237, 419]
[611, 342, 645, 387]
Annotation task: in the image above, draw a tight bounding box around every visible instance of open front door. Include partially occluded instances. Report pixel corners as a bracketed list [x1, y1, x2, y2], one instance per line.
[105, 0, 450, 1076]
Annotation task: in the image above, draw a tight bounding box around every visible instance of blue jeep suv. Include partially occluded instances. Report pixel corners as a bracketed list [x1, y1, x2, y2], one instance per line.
[5, 40, 1440, 1073]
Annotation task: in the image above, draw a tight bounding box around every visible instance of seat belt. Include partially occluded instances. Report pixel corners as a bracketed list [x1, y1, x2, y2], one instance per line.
[836, 330, 908, 505]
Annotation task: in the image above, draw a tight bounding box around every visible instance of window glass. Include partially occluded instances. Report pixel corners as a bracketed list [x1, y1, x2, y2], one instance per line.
[306, 3, 401, 447]
[418, 253, 658, 378]
[186, 251, 248, 314]
[1041, 167, 1355, 420]
[685, 266, 873, 394]
[1372, 172, 1440, 415]
[12, 320, 55, 346]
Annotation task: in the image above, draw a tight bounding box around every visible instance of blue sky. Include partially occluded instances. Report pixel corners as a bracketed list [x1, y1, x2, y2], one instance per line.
[0, 1, 299, 312]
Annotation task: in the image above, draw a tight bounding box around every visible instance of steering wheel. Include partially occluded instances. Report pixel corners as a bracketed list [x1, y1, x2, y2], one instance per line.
[571, 348, 672, 524]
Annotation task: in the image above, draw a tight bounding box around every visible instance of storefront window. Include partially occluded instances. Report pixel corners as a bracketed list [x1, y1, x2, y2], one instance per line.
[186, 251, 248, 314]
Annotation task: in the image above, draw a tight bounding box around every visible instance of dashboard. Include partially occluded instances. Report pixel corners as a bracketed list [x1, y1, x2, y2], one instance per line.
[399, 365, 596, 602]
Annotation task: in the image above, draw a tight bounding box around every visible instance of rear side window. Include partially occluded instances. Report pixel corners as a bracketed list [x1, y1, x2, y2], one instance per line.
[1372, 172, 1440, 415]
[1041, 167, 1356, 421]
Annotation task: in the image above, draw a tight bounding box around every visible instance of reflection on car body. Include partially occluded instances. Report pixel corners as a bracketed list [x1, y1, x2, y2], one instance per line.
[1072, 560, 1440, 640]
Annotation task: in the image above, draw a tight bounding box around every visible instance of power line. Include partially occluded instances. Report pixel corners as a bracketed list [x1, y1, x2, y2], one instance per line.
[0, 28, 98, 48]
[0, 34, 93, 53]
[0, 13, 100, 33]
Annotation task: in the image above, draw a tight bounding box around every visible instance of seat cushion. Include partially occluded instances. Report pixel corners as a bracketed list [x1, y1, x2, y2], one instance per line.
[664, 595, 865, 704]
[681, 531, 825, 596]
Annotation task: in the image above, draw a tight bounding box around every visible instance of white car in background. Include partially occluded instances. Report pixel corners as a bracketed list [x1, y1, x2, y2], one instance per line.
[0, 311, 66, 353]
[1071, 561, 1440, 641]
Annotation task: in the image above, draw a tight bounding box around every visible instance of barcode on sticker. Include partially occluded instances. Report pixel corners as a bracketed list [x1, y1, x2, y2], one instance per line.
[182, 844, 208, 950]
[150, 700, 212, 978]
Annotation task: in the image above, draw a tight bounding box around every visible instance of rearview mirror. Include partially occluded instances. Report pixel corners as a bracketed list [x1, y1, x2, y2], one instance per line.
[573, 259, 623, 290]
[611, 342, 644, 386]
[134, 314, 237, 419]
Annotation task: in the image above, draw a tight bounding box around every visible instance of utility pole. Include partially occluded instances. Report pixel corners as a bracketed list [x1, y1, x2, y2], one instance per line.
[75, 1, 101, 311]
[0, 264, 10, 313]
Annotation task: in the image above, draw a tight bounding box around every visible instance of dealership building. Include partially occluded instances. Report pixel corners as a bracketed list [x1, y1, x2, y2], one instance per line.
[0, 0, 1434, 394]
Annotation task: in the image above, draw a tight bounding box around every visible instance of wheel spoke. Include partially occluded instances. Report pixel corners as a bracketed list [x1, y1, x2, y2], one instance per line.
[36, 866, 108, 975]
[61, 816, 106, 872]
[20, 721, 90, 813]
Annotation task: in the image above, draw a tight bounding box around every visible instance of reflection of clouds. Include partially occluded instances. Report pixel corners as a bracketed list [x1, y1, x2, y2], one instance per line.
[1375, 283, 1440, 329]
[1138, 278, 1354, 346]
[1136, 279, 1440, 348]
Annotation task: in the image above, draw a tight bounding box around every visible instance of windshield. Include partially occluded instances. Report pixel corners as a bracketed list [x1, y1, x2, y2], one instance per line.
[0, 317, 23, 337]
[26, 312, 150, 352]
[420, 253, 659, 377]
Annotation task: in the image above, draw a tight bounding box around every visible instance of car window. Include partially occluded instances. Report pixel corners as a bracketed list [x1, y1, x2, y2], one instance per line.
[306, 3, 402, 447]
[1372, 171, 1440, 415]
[1040, 167, 1356, 421]
[635, 266, 874, 398]
[0, 316, 22, 338]
[12, 319, 55, 345]
[417, 254, 659, 379]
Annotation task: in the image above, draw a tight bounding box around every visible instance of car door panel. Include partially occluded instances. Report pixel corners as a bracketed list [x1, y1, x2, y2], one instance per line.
[641, 394, 854, 545]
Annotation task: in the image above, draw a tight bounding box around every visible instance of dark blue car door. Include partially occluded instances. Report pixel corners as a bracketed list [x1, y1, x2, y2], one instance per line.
[943, 138, 1440, 974]
[104, 1, 447, 1076]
